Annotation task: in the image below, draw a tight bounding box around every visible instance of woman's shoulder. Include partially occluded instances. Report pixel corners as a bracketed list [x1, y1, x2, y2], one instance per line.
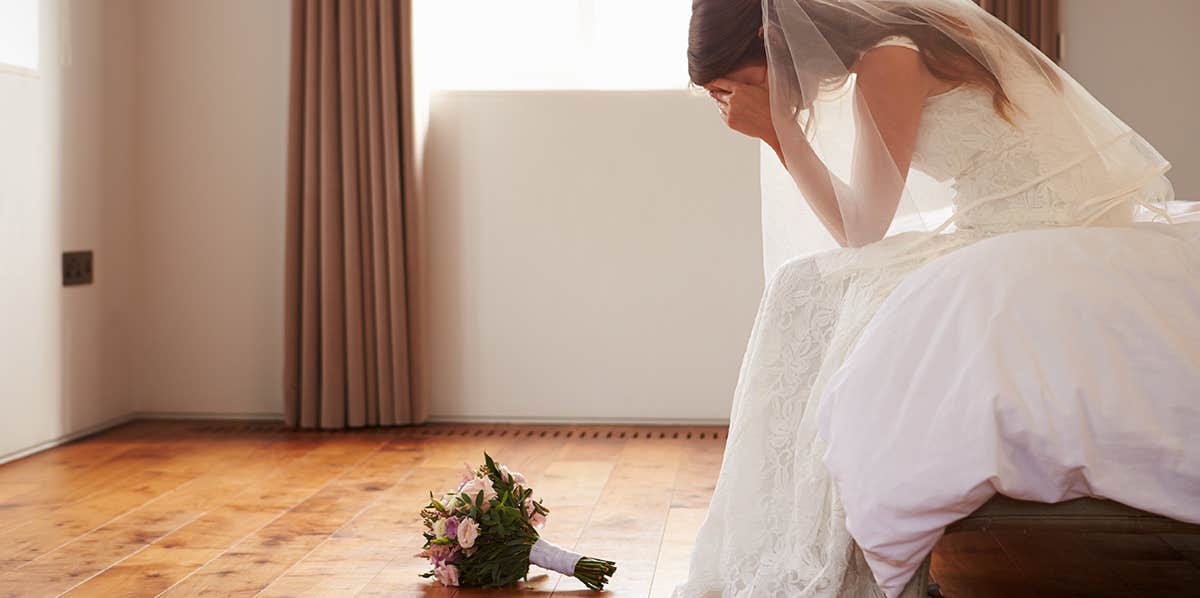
[852, 34, 926, 82]
[870, 35, 920, 52]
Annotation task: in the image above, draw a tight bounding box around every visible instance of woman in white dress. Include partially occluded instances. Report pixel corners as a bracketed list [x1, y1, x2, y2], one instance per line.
[675, 0, 1194, 596]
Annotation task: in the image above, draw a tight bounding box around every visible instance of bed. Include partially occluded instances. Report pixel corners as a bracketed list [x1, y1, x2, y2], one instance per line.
[819, 214, 1200, 596]
[900, 497, 1200, 596]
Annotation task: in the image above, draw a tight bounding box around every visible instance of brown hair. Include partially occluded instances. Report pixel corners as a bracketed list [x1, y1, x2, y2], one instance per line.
[688, 0, 1016, 120]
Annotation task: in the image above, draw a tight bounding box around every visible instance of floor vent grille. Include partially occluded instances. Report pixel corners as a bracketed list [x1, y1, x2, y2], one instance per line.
[129, 420, 727, 441]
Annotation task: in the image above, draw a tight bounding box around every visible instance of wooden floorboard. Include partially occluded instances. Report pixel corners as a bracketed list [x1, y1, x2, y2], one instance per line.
[0, 421, 1195, 597]
[0, 422, 727, 598]
[0, 436, 278, 593]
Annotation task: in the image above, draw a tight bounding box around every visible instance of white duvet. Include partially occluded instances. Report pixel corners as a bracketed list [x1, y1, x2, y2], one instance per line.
[818, 222, 1200, 596]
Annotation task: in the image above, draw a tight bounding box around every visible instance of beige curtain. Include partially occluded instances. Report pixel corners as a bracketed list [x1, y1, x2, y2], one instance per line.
[284, 0, 426, 428]
[978, 0, 1061, 62]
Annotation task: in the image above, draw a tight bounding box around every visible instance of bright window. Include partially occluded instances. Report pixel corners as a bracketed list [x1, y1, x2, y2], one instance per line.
[415, 0, 691, 90]
[0, 0, 39, 73]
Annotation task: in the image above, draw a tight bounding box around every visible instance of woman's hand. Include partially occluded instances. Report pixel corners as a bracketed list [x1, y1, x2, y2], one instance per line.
[707, 78, 780, 151]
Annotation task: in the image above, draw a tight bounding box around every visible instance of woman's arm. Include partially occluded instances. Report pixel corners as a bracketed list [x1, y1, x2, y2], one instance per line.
[844, 45, 930, 244]
[710, 78, 850, 245]
[771, 122, 850, 246]
[709, 45, 932, 247]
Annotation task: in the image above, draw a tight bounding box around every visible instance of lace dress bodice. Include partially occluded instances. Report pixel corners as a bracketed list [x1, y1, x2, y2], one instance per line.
[892, 36, 1174, 234]
[914, 86, 1123, 231]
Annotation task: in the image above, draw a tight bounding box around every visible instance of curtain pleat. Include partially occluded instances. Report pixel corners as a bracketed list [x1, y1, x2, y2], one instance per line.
[284, 0, 423, 429]
[978, 0, 1060, 62]
[337, 0, 365, 428]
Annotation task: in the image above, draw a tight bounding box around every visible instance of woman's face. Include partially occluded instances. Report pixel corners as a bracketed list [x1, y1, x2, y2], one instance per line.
[719, 61, 768, 89]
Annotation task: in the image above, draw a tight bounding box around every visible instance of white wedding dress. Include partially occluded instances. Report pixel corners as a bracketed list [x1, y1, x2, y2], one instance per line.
[674, 37, 1180, 598]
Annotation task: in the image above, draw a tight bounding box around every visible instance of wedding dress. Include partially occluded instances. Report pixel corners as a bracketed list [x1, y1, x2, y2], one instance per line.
[674, 28, 1185, 598]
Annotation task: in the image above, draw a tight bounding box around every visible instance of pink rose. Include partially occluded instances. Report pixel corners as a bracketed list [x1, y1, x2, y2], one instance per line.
[458, 476, 497, 511]
[434, 563, 460, 587]
[427, 543, 454, 565]
[457, 517, 481, 549]
[523, 497, 547, 528]
[499, 464, 527, 485]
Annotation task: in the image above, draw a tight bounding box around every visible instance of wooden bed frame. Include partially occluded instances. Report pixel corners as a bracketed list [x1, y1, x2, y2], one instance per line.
[899, 496, 1200, 597]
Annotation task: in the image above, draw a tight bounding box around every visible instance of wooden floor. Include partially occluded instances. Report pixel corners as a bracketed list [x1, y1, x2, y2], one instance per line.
[0, 421, 725, 597]
[1, 421, 1196, 598]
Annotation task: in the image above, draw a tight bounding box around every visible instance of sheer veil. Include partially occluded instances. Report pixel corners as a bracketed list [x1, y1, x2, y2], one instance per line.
[760, 0, 1173, 276]
[680, 3, 1177, 597]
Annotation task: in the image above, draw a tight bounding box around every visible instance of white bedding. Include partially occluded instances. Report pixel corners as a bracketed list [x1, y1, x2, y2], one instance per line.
[817, 223, 1200, 597]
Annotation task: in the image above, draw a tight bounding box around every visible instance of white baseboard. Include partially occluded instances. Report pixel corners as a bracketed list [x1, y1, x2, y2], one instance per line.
[0, 411, 284, 466]
[0, 413, 137, 466]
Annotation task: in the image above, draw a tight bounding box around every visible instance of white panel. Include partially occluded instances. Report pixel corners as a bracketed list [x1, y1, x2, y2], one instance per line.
[0, 0, 137, 458]
[415, 0, 691, 90]
[0, 0, 39, 72]
[423, 90, 763, 421]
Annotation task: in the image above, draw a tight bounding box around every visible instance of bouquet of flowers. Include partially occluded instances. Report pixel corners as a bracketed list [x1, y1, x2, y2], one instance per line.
[418, 454, 617, 590]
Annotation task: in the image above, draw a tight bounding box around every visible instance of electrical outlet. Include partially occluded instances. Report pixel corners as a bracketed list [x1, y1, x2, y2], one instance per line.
[62, 250, 93, 286]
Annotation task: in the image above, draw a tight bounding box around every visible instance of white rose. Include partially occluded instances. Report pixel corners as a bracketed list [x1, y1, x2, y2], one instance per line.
[433, 517, 447, 538]
[457, 517, 481, 549]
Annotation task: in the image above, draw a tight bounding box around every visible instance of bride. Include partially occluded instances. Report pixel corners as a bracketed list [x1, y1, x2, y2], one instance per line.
[676, 0, 1194, 597]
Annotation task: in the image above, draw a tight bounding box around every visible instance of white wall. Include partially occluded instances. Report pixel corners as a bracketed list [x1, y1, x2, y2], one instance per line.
[2, 0, 290, 459]
[130, 0, 291, 417]
[0, 0, 138, 460]
[1061, 0, 1200, 200]
[117, 3, 763, 423]
[423, 91, 762, 422]
[8, 1, 1196, 444]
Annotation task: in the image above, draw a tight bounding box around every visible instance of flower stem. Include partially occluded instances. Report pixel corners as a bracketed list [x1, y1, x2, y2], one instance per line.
[573, 556, 618, 591]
